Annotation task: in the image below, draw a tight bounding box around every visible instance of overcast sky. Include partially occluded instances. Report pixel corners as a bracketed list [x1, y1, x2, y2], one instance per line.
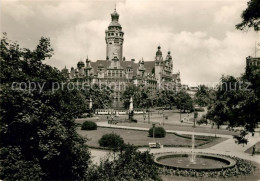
[1, 0, 259, 85]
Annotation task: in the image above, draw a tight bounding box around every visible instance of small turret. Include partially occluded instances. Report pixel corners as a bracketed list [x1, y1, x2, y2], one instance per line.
[77, 60, 85, 69]
[155, 46, 163, 61]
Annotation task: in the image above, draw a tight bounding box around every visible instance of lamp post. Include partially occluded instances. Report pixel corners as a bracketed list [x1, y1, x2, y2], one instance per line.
[147, 109, 150, 124]
[152, 123, 156, 140]
[143, 109, 146, 123]
[194, 111, 198, 128]
[179, 104, 182, 122]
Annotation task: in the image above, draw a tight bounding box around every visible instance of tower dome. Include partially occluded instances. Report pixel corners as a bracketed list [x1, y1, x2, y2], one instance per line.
[111, 9, 119, 21]
[166, 50, 172, 61]
[77, 60, 85, 69]
[156, 46, 162, 56]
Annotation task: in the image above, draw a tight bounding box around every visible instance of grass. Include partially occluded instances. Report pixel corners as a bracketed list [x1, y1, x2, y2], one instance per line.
[116, 122, 237, 136]
[77, 127, 225, 149]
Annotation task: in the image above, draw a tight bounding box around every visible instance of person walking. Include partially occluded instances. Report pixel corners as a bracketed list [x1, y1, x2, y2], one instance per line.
[252, 145, 256, 156]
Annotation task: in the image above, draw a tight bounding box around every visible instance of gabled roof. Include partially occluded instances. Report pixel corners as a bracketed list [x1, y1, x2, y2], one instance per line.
[143, 61, 155, 74]
[120, 61, 139, 75]
[88, 59, 156, 76]
[90, 60, 111, 74]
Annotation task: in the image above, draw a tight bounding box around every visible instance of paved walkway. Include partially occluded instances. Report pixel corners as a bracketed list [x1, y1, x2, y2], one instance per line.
[97, 122, 231, 138]
[91, 122, 260, 164]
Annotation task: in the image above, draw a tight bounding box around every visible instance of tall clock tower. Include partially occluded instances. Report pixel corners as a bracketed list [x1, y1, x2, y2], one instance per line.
[105, 8, 124, 61]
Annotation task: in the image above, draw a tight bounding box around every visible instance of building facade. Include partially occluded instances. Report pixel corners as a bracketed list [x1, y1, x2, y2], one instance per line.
[246, 56, 260, 69]
[63, 8, 181, 108]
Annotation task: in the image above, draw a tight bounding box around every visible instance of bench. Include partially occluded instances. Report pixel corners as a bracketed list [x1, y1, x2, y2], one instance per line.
[149, 142, 161, 148]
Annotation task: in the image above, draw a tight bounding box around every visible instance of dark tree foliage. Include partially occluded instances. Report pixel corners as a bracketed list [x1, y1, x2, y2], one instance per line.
[236, 0, 260, 31]
[148, 127, 166, 138]
[156, 90, 176, 109]
[86, 144, 161, 181]
[206, 75, 259, 132]
[81, 120, 97, 130]
[233, 130, 249, 146]
[98, 133, 125, 151]
[121, 85, 153, 109]
[81, 83, 113, 110]
[175, 90, 194, 113]
[122, 84, 177, 110]
[194, 85, 211, 107]
[0, 34, 90, 180]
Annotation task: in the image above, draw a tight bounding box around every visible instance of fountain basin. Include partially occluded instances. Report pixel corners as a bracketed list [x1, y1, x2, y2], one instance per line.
[154, 153, 236, 171]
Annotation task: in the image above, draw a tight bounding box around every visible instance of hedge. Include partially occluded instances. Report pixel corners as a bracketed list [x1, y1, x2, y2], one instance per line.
[98, 133, 125, 150]
[81, 121, 97, 130]
[148, 127, 166, 138]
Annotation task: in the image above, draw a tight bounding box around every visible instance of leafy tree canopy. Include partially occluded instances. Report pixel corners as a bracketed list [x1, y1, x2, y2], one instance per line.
[0, 33, 90, 180]
[236, 0, 260, 31]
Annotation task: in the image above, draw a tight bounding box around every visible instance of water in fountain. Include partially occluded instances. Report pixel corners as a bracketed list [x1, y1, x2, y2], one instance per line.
[189, 131, 196, 164]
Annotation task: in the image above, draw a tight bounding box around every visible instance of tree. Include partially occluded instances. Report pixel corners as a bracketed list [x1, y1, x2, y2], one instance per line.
[81, 84, 113, 110]
[86, 144, 161, 181]
[206, 75, 259, 132]
[175, 90, 194, 113]
[121, 85, 153, 109]
[121, 84, 140, 109]
[148, 127, 166, 138]
[207, 100, 229, 129]
[0, 34, 90, 180]
[156, 90, 176, 109]
[195, 85, 211, 107]
[98, 133, 125, 152]
[236, 0, 260, 31]
[233, 130, 249, 147]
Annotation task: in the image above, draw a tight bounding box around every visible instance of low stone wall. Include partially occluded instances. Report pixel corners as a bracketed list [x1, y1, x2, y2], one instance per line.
[154, 153, 236, 171]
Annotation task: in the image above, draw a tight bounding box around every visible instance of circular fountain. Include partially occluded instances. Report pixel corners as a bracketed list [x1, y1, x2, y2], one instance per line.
[154, 131, 236, 171]
[154, 153, 236, 171]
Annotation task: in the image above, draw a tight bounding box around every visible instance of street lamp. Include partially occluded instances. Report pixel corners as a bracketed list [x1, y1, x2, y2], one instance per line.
[152, 123, 156, 140]
[147, 109, 150, 124]
[194, 112, 198, 128]
[143, 109, 146, 123]
[179, 104, 182, 122]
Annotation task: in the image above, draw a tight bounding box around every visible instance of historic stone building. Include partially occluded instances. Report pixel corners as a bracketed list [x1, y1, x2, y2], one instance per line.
[63, 8, 181, 107]
[246, 56, 260, 69]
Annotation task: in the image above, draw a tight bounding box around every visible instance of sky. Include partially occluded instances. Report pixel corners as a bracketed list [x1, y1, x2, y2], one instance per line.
[1, 0, 259, 85]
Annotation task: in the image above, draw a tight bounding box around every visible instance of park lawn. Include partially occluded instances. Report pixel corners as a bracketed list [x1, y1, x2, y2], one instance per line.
[116, 122, 237, 136]
[77, 127, 225, 148]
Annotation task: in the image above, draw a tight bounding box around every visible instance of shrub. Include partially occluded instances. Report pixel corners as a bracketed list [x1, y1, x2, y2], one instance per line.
[197, 117, 208, 125]
[81, 121, 97, 130]
[148, 127, 166, 138]
[194, 107, 205, 112]
[131, 119, 137, 123]
[98, 133, 124, 150]
[86, 144, 161, 181]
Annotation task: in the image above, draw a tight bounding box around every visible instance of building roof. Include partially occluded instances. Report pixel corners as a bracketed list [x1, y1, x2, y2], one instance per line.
[88, 59, 156, 76]
[144, 61, 155, 73]
[90, 60, 111, 75]
[120, 61, 139, 75]
[109, 21, 121, 27]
